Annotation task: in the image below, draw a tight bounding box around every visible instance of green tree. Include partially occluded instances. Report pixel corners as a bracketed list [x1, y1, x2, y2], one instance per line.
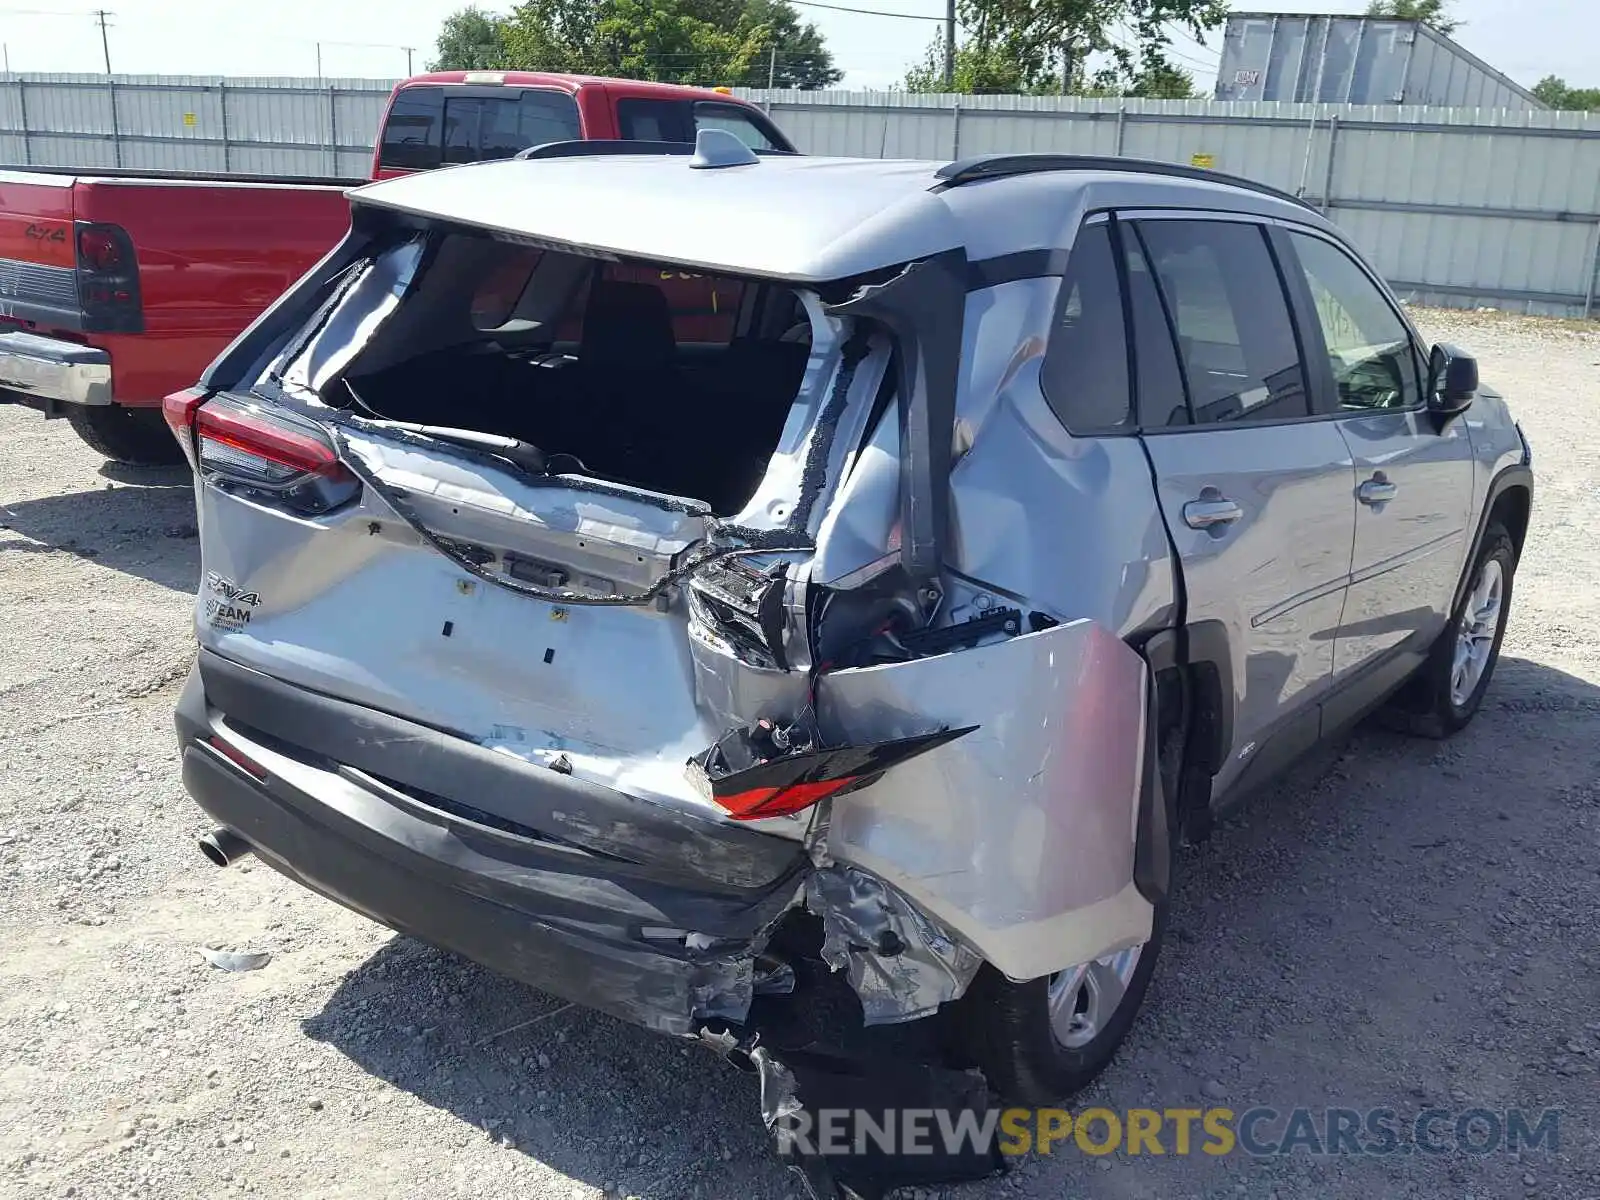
[1532, 75, 1600, 110]
[903, 37, 1028, 94]
[432, 0, 840, 88]
[904, 0, 1225, 96]
[1364, 0, 1459, 36]
[429, 6, 510, 71]
[727, 0, 843, 89]
[1126, 58, 1195, 98]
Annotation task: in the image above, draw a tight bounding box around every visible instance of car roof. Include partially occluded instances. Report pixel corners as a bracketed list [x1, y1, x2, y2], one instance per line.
[399, 72, 757, 105]
[349, 151, 1336, 283]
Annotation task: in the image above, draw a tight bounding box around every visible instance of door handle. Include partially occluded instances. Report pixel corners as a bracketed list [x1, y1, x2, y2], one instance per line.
[1358, 473, 1398, 506]
[1183, 494, 1243, 530]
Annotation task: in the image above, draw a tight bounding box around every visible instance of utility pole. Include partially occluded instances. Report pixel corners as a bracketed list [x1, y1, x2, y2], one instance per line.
[315, 41, 322, 83]
[1060, 36, 1075, 94]
[942, 0, 955, 90]
[403, 46, 415, 75]
[93, 9, 113, 74]
[767, 44, 777, 89]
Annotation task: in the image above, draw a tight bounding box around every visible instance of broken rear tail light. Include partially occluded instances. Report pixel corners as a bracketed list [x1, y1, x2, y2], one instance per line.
[690, 724, 976, 822]
[162, 387, 207, 468]
[194, 393, 360, 515]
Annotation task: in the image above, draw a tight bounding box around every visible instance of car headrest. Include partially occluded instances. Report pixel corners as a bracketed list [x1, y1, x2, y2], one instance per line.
[580, 280, 676, 374]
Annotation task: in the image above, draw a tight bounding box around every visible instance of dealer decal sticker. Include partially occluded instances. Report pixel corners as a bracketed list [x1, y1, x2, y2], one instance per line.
[204, 572, 260, 632]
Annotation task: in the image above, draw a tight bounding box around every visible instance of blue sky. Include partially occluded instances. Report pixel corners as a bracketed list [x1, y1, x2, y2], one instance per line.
[0, 0, 1587, 93]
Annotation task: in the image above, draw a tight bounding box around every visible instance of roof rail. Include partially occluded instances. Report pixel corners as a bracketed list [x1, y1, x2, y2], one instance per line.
[512, 139, 799, 163]
[933, 153, 1317, 212]
[514, 139, 693, 161]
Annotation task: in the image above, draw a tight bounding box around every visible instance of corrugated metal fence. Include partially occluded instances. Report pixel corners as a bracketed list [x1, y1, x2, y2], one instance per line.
[2, 75, 1599, 317]
[0, 73, 397, 179]
[742, 90, 1600, 318]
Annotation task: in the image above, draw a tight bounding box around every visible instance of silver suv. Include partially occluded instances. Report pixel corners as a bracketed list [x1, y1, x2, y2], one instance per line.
[168, 138, 1533, 1103]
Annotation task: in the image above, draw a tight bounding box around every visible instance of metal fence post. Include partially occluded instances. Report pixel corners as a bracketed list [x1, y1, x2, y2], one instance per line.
[1320, 114, 1341, 212]
[1114, 104, 1127, 157]
[219, 80, 231, 172]
[16, 77, 30, 165]
[950, 103, 961, 159]
[108, 76, 123, 167]
[1583, 219, 1599, 319]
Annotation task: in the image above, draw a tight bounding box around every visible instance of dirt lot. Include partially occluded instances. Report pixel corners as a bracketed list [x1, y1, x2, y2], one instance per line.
[1, 308, 1597, 1200]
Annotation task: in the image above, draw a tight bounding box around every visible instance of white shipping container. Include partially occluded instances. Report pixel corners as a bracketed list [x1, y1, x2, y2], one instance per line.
[1214, 13, 1543, 109]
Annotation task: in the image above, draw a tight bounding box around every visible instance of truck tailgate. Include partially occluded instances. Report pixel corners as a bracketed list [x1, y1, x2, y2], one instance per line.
[0, 170, 79, 327]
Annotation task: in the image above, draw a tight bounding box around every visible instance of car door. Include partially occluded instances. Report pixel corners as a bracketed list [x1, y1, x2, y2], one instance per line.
[1126, 214, 1357, 797]
[1277, 228, 1475, 686]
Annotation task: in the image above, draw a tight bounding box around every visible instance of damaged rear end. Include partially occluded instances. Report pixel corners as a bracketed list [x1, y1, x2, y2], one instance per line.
[171, 159, 1155, 1051]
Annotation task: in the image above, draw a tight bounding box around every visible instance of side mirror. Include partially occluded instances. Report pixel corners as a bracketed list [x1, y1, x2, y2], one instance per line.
[1427, 343, 1478, 420]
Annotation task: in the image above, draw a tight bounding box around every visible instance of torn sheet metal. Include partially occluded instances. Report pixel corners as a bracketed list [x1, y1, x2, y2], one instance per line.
[806, 864, 982, 1024]
[690, 954, 757, 1024]
[816, 619, 1154, 982]
[272, 238, 424, 397]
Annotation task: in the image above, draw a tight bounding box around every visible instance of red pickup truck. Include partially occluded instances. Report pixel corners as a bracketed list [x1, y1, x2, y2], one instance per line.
[0, 73, 791, 464]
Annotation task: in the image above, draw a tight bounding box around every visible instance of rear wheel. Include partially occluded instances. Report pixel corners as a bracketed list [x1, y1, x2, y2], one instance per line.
[951, 908, 1166, 1104]
[1385, 522, 1515, 738]
[65, 404, 183, 466]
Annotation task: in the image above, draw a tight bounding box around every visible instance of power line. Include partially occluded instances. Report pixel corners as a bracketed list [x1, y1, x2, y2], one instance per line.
[1108, 21, 1218, 74]
[788, 0, 948, 21]
[1159, 44, 1221, 71]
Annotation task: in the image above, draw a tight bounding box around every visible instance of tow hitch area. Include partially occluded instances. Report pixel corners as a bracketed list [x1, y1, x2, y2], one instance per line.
[701, 968, 1007, 1200]
[752, 1043, 1003, 1200]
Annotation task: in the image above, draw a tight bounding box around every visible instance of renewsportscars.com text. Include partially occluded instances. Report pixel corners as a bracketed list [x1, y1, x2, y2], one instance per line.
[773, 1106, 1561, 1159]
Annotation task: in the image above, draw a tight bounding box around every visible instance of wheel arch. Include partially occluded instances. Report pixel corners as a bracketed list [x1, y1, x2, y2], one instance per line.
[1136, 619, 1234, 841]
[1452, 464, 1532, 616]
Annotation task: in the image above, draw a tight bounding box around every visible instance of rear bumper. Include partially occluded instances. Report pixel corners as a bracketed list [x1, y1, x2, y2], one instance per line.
[175, 654, 805, 1035]
[0, 330, 111, 408]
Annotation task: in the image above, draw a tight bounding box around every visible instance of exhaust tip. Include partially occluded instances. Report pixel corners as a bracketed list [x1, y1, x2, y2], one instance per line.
[199, 827, 252, 868]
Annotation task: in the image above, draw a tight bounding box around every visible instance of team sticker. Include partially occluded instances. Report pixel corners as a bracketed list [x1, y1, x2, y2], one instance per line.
[204, 572, 260, 632]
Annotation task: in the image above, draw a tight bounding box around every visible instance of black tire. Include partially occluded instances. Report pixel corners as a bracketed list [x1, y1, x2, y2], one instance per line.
[1384, 522, 1516, 739]
[949, 905, 1167, 1105]
[65, 404, 184, 466]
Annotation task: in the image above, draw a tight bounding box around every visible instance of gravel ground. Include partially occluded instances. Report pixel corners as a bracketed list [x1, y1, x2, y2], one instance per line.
[1, 308, 1597, 1200]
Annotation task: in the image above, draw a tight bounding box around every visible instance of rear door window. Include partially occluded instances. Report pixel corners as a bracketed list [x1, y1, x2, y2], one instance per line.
[617, 98, 692, 142]
[379, 86, 444, 170]
[618, 98, 787, 150]
[693, 102, 782, 150]
[1121, 228, 1191, 428]
[1133, 220, 1310, 425]
[1039, 221, 1132, 434]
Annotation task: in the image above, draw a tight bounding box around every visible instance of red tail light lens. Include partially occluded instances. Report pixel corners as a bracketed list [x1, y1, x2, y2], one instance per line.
[78, 227, 121, 272]
[715, 776, 865, 821]
[197, 398, 341, 477]
[73, 221, 142, 334]
[690, 725, 976, 822]
[162, 387, 207, 466]
[207, 734, 268, 781]
[194, 394, 359, 515]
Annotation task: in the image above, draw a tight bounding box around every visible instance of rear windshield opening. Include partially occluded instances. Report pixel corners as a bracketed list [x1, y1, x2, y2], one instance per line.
[331, 233, 816, 516]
